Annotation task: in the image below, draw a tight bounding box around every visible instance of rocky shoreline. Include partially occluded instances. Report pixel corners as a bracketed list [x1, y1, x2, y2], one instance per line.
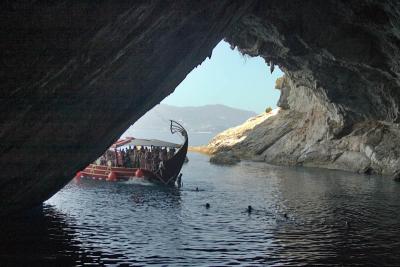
[195, 76, 400, 178]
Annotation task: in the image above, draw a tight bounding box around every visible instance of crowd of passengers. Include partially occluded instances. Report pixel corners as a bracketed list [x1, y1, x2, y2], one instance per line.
[97, 145, 176, 171]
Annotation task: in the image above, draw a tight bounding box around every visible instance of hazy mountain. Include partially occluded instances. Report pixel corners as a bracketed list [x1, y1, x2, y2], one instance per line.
[122, 104, 257, 145]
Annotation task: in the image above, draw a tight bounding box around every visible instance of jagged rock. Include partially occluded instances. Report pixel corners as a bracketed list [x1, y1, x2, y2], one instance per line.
[210, 152, 240, 165]
[206, 0, 400, 176]
[206, 104, 400, 175]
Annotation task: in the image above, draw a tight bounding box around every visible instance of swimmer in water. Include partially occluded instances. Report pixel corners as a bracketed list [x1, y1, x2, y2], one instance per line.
[247, 205, 253, 213]
[205, 203, 210, 209]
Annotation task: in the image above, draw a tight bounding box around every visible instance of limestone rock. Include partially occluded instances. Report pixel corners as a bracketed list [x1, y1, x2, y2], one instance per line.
[205, 88, 400, 176]
[218, 0, 400, 176]
[210, 152, 240, 165]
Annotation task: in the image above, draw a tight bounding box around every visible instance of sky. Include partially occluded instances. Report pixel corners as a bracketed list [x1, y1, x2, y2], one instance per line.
[162, 40, 283, 113]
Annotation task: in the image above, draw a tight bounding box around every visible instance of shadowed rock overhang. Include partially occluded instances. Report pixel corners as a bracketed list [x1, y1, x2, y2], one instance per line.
[1, 0, 400, 215]
[206, 0, 400, 176]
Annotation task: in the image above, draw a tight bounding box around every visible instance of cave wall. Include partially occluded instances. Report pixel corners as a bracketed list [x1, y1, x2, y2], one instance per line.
[0, 1, 255, 215]
[227, 0, 400, 126]
[2, 0, 400, 215]
[211, 0, 400, 176]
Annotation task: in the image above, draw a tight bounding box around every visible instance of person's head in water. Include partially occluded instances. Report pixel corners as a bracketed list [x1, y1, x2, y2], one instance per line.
[205, 203, 210, 209]
[247, 205, 252, 213]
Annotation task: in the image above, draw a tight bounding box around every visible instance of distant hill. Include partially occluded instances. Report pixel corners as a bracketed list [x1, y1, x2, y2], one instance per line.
[122, 104, 257, 145]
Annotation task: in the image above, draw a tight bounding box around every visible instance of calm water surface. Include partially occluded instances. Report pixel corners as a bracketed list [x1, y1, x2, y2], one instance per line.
[1, 153, 400, 266]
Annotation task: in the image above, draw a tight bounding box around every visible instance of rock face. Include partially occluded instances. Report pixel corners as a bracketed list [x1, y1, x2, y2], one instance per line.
[2, 1, 400, 215]
[207, 100, 400, 175]
[207, 1, 400, 176]
[210, 151, 240, 165]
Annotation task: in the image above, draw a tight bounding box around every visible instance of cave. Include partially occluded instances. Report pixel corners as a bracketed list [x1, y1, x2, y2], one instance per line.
[1, 1, 400, 216]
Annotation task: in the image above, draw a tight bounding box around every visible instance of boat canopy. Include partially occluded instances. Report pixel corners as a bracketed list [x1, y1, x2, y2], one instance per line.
[111, 137, 182, 149]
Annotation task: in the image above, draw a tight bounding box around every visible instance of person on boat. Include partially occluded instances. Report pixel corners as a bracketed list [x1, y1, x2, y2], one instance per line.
[122, 149, 127, 167]
[158, 160, 166, 177]
[120, 149, 126, 167]
[104, 151, 110, 164]
[114, 148, 120, 167]
[112, 150, 117, 167]
[140, 149, 146, 169]
[100, 155, 106, 165]
[152, 150, 160, 172]
[106, 150, 111, 166]
[160, 147, 168, 162]
[158, 148, 163, 162]
[134, 147, 140, 168]
[124, 151, 131, 168]
[137, 149, 141, 168]
[129, 148, 136, 168]
[119, 149, 123, 167]
[168, 147, 176, 159]
[132, 146, 137, 158]
[145, 148, 152, 170]
[125, 148, 130, 162]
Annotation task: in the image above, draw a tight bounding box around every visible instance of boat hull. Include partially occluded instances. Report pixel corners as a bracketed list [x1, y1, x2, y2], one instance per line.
[79, 164, 138, 181]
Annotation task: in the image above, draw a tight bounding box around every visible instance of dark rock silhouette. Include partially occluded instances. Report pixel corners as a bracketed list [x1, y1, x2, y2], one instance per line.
[1, 1, 400, 215]
[0, 1, 253, 215]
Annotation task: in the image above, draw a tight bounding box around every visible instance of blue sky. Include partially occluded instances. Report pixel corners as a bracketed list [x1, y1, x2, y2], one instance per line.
[162, 40, 283, 113]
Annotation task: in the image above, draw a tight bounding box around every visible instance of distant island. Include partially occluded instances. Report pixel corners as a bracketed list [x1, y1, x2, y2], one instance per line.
[122, 104, 256, 146]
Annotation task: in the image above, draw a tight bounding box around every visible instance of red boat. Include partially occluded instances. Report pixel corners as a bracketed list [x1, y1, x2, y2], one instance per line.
[76, 120, 188, 186]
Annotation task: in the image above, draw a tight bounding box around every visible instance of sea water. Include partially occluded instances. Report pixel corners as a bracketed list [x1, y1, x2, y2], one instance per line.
[1, 152, 400, 266]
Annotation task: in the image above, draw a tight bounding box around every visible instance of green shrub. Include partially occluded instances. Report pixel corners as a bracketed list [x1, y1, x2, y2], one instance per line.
[265, 107, 272, 113]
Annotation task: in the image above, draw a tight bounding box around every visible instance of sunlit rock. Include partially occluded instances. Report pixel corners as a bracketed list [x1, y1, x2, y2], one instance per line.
[210, 151, 240, 165]
[204, 0, 400, 176]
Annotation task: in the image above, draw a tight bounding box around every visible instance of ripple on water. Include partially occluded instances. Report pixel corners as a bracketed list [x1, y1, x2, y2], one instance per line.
[1, 153, 400, 266]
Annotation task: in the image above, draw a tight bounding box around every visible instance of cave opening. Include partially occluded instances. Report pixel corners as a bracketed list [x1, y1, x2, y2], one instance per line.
[2, 0, 399, 221]
[121, 40, 283, 146]
[2, 2, 400, 264]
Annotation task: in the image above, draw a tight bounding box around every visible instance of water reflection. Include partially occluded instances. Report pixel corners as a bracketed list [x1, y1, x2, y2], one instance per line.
[1, 153, 400, 266]
[265, 167, 400, 266]
[0, 205, 104, 266]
